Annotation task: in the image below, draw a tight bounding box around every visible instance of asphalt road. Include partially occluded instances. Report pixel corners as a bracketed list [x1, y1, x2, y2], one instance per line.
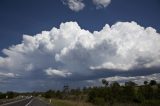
[1, 97, 51, 106]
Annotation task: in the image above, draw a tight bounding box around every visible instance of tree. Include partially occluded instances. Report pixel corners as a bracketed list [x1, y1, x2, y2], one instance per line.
[102, 79, 109, 87]
[6, 91, 16, 99]
[144, 85, 154, 99]
[55, 90, 62, 99]
[111, 81, 120, 87]
[0, 92, 6, 99]
[149, 80, 157, 86]
[44, 90, 55, 98]
[125, 81, 137, 87]
[144, 81, 148, 85]
[110, 82, 121, 103]
[123, 81, 137, 102]
[88, 89, 96, 103]
[44, 90, 52, 98]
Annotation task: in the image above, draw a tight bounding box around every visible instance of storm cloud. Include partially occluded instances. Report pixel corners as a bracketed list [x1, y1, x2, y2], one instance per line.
[0, 21, 160, 91]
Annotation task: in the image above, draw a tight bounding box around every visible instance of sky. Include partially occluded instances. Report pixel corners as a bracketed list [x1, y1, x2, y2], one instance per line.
[0, 0, 160, 92]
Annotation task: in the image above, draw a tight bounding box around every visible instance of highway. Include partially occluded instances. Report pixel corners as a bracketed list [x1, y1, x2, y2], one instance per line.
[1, 97, 51, 106]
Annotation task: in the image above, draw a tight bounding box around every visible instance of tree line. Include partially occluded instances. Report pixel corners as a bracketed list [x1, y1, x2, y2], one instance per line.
[87, 80, 160, 105]
[0, 80, 160, 105]
[43, 80, 160, 105]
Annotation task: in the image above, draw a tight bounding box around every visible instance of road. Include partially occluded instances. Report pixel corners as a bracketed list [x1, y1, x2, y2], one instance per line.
[1, 97, 51, 106]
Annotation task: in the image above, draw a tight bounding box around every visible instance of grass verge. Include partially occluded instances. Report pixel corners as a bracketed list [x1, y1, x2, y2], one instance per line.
[48, 99, 94, 106]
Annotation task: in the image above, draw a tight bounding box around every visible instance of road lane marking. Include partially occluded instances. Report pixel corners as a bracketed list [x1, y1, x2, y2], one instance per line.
[1, 97, 31, 106]
[25, 98, 34, 106]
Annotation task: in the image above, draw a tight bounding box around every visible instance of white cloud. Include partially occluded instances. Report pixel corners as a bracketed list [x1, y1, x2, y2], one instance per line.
[56, 21, 160, 73]
[25, 64, 34, 71]
[85, 73, 160, 87]
[62, 0, 111, 11]
[93, 0, 111, 9]
[102, 73, 160, 85]
[0, 72, 16, 78]
[0, 21, 160, 91]
[90, 62, 132, 70]
[62, 0, 85, 12]
[45, 68, 72, 77]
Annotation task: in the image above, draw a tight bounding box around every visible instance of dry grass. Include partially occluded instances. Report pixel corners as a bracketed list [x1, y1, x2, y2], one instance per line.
[50, 99, 94, 106]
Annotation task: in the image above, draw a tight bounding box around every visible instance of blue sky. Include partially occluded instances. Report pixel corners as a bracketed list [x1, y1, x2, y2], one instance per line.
[0, 0, 160, 53]
[0, 0, 160, 91]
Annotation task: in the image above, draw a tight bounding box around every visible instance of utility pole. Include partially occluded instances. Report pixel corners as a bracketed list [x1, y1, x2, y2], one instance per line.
[63, 85, 69, 99]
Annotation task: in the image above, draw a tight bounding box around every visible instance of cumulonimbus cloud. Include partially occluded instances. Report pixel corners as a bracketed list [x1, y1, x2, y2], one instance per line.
[0, 21, 160, 82]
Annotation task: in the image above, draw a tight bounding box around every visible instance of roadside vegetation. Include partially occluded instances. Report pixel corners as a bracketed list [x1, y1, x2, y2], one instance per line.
[42, 80, 160, 106]
[0, 80, 160, 106]
[48, 99, 94, 106]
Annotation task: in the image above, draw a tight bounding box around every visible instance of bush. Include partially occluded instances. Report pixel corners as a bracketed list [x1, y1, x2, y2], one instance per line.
[94, 97, 105, 106]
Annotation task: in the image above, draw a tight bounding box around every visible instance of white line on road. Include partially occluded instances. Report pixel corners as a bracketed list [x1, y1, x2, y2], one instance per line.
[25, 98, 34, 106]
[1, 97, 31, 106]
